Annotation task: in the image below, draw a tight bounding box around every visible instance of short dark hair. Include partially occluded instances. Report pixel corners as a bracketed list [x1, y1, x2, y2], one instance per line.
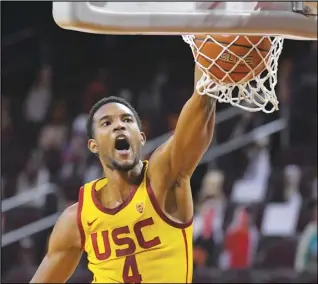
[86, 96, 142, 139]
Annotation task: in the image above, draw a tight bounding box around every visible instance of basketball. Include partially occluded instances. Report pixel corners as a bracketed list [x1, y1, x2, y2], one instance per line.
[194, 35, 271, 84]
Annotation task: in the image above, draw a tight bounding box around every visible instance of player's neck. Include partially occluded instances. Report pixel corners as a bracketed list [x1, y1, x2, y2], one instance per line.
[105, 160, 144, 184]
[101, 160, 144, 203]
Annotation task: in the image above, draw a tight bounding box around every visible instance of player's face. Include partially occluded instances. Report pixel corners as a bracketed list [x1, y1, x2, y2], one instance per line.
[88, 103, 145, 172]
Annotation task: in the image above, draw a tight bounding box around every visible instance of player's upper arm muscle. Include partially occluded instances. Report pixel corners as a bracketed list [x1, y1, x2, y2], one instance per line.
[31, 204, 83, 283]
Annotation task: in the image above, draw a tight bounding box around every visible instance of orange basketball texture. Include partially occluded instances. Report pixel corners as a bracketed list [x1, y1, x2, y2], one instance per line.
[194, 35, 271, 84]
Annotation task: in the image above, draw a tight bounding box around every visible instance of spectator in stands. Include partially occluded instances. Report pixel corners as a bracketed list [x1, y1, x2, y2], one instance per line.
[23, 65, 52, 149]
[262, 164, 302, 236]
[295, 201, 317, 273]
[83, 68, 109, 112]
[283, 165, 303, 201]
[220, 206, 259, 270]
[62, 107, 101, 184]
[3, 238, 38, 283]
[192, 241, 212, 282]
[118, 88, 134, 104]
[16, 150, 50, 208]
[136, 65, 167, 118]
[60, 114, 89, 180]
[38, 99, 68, 152]
[231, 136, 271, 204]
[193, 169, 226, 266]
[2, 96, 27, 198]
[37, 99, 68, 183]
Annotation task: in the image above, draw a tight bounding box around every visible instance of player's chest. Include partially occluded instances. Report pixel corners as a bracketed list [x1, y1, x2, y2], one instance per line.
[85, 211, 163, 261]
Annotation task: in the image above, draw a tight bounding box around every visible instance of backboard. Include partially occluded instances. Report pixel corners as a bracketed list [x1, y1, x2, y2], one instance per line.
[53, 1, 317, 40]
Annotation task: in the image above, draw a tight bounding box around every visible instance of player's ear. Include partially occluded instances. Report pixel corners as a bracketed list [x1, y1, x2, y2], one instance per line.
[88, 139, 98, 154]
[140, 132, 146, 146]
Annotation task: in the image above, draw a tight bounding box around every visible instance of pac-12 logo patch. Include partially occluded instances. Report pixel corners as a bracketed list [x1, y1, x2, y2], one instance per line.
[136, 202, 144, 214]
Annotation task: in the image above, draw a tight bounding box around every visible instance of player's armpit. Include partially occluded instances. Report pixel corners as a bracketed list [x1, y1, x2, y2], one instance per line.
[149, 65, 216, 186]
[30, 204, 82, 283]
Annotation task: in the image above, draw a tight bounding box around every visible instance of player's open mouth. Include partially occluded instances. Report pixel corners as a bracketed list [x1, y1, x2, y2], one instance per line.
[114, 136, 131, 155]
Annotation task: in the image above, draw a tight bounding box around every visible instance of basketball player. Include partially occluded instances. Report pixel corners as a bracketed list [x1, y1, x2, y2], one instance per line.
[31, 66, 216, 283]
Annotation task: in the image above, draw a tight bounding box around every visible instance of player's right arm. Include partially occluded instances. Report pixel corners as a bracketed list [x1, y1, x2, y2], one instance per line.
[30, 204, 83, 283]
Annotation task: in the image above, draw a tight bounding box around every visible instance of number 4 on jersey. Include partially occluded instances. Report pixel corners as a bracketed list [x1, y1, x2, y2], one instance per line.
[122, 255, 142, 283]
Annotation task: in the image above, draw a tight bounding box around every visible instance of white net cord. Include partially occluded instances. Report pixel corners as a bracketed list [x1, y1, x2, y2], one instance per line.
[182, 35, 285, 113]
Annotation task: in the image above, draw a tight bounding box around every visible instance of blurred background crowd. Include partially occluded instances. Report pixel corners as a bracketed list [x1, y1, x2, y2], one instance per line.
[1, 2, 317, 283]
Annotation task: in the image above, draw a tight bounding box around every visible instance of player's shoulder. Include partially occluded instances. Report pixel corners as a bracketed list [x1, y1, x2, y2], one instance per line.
[80, 178, 103, 192]
[59, 203, 78, 225]
[49, 203, 82, 250]
[81, 179, 97, 189]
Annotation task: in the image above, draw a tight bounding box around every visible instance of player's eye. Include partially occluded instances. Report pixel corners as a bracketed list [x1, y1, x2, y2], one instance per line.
[123, 118, 133, 123]
[101, 121, 111, 126]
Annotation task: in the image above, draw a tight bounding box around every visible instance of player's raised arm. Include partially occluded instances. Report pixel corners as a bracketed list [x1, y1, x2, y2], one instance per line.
[149, 65, 216, 184]
[30, 204, 82, 283]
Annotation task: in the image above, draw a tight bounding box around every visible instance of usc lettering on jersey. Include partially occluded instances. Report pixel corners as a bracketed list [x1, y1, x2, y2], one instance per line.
[77, 161, 193, 283]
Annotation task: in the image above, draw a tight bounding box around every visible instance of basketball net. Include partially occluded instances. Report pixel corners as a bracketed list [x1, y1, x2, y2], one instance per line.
[182, 35, 284, 113]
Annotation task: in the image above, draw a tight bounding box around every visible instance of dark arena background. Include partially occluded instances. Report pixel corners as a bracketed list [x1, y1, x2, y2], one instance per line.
[1, 2, 317, 283]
